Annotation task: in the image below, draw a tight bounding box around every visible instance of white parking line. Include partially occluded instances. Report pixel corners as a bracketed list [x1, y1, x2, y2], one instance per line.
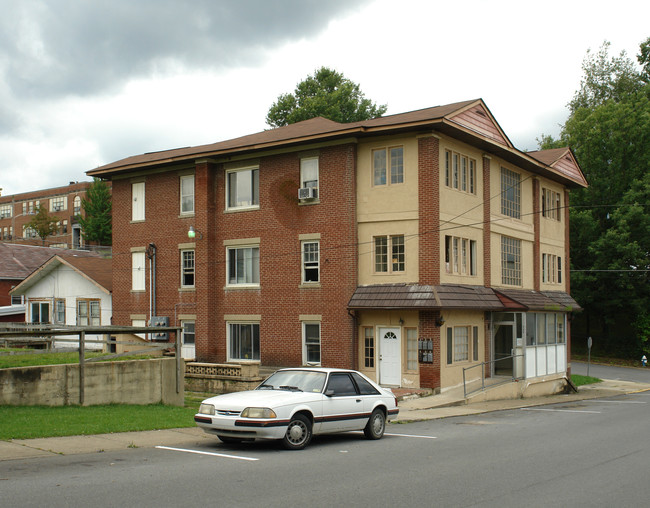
[156, 446, 259, 461]
[589, 400, 647, 404]
[385, 432, 438, 439]
[521, 408, 601, 414]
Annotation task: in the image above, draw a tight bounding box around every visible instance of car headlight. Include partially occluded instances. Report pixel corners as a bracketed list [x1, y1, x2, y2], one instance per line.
[240, 407, 277, 418]
[199, 403, 215, 415]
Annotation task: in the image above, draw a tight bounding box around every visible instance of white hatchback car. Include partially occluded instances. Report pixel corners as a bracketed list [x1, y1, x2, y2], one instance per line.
[195, 368, 399, 450]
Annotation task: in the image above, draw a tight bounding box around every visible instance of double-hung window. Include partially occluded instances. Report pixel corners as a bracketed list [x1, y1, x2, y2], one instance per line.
[303, 322, 321, 365]
[0, 204, 11, 218]
[500, 167, 521, 218]
[446, 326, 478, 364]
[501, 236, 521, 286]
[300, 157, 319, 198]
[50, 196, 66, 212]
[227, 246, 260, 286]
[373, 147, 403, 186]
[542, 188, 561, 221]
[180, 175, 195, 215]
[229, 322, 260, 361]
[374, 235, 405, 273]
[54, 299, 66, 324]
[181, 249, 195, 288]
[226, 166, 259, 210]
[302, 241, 319, 283]
[542, 253, 562, 284]
[77, 299, 101, 326]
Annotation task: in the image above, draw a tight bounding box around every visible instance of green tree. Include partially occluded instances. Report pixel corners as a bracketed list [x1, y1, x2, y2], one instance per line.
[26, 206, 59, 246]
[77, 178, 112, 246]
[266, 67, 387, 128]
[546, 37, 650, 356]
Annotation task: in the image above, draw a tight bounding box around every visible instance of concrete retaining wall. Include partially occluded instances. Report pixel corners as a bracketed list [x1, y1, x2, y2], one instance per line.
[0, 358, 183, 406]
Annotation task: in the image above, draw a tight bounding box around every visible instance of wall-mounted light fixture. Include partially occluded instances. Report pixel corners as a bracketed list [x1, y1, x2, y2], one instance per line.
[435, 315, 445, 327]
[188, 226, 203, 240]
[399, 317, 404, 326]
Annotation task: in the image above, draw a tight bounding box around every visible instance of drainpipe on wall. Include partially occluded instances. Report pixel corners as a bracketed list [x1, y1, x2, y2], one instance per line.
[146, 243, 157, 323]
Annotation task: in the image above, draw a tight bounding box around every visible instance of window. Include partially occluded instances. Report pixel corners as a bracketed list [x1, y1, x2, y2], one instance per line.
[132, 251, 146, 291]
[526, 313, 565, 346]
[326, 373, 357, 396]
[0, 204, 11, 218]
[51, 196, 66, 212]
[182, 321, 195, 345]
[454, 326, 469, 362]
[445, 236, 477, 276]
[30, 301, 50, 323]
[472, 326, 479, 362]
[227, 246, 260, 286]
[501, 167, 521, 218]
[363, 327, 374, 368]
[302, 241, 319, 283]
[542, 188, 561, 221]
[373, 147, 403, 186]
[300, 157, 319, 198]
[180, 175, 195, 214]
[77, 299, 100, 326]
[181, 250, 195, 288]
[444, 150, 476, 194]
[11, 295, 24, 306]
[406, 328, 418, 371]
[55, 299, 66, 324]
[542, 253, 562, 284]
[73, 196, 81, 214]
[226, 167, 259, 210]
[62, 220, 68, 234]
[132, 182, 145, 221]
[229, 322, 260, 361]
[501, 236, 521, 286]
[374, 235, 405, 273]
[303, 322, 321, 365]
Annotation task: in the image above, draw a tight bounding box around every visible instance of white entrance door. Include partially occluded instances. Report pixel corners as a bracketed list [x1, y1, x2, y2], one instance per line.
[379, 327, 401, 386]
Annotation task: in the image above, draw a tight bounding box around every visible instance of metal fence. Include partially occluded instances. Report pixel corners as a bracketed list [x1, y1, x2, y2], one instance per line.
[462, 353, 524, 398]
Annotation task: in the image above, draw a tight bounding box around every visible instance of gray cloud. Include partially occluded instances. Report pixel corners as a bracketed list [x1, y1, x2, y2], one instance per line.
[2, 0, 369, 100]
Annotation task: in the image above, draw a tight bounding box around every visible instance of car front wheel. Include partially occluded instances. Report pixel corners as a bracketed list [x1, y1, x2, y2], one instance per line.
[364, 408, 386, 440]
[282, 414, 312, 450]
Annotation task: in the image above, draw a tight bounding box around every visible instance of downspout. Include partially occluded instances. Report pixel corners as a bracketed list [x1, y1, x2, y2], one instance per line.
[146, 243, 157, 322]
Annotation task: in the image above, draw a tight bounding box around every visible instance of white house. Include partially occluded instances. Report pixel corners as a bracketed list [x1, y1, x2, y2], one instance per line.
[10, 254, 112, 349]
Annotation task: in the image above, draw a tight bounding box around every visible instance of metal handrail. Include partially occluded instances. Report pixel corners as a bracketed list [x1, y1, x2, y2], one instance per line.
[462, 353, 524, 398]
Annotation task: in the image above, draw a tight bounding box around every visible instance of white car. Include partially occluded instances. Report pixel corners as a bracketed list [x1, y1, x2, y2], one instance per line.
[194, 367, 399, 450]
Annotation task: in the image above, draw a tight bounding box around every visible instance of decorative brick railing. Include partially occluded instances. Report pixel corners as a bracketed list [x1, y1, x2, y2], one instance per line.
[184, 362, 262, 393]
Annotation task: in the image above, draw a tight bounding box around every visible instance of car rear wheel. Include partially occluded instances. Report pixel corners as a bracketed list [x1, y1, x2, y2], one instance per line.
[282, 414, 312, 450]
[364, 408, 386, 440]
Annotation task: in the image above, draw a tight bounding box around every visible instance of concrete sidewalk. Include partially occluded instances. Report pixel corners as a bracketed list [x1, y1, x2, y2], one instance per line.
[2, 379, 649, 462]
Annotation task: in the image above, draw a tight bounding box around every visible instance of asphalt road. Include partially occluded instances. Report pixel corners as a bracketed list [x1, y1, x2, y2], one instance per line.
[572, 360, 650, 382]
[3, 386, 649, 507]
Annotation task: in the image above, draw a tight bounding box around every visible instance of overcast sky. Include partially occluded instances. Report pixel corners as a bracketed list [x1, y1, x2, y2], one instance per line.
[1, 0, 648, 196]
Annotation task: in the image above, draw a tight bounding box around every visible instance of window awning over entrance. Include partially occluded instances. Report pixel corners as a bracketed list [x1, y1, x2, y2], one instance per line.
[347, 284, 581, 312]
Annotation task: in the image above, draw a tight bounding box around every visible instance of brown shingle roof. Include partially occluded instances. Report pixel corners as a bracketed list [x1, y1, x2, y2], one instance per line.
[0, 244, 99, 280]
[348, 284, 581, 311]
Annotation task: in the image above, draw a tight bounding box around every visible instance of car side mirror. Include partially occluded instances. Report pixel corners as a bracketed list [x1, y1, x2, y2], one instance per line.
[325, 389, 335, 397]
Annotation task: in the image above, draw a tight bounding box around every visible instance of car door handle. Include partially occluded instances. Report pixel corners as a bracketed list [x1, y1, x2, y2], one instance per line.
[356, 399, 362, 403]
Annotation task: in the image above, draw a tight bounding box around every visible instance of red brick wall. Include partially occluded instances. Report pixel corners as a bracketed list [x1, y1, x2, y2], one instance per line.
[111, 144, 358, 369]
[418, 136, 440, 285]
[482, 156, 491, 287]
[418, 310, 441, 389]
[533, 178, 541, 291]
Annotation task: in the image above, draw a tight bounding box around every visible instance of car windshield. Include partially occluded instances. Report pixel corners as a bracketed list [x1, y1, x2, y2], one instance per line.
[257, 370, 327, 393]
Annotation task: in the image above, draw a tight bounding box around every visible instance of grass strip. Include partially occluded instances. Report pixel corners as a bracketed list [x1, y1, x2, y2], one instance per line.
[0, 350, 156, 369]
[0, 403, 198, 441]
[570, 374, 602, 387]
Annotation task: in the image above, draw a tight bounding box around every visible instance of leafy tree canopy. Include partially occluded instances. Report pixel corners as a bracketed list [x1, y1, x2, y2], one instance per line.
[266, 67, 387, 128]
[26, 206, 59, 245]
[77, 178, 112, 246]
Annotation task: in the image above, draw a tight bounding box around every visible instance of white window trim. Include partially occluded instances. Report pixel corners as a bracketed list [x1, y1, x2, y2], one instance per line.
[131, 251, 146, 291]
[225, 244, 260, 288]
[180, 174, 195, 215]
[301, 240, 320, 285]
[180, 249, 195, 289]
[300, 157, 319, 199]
[225, 166, 260, 211]
[226, 320, 261, 363]
[132, 181, 145, 222]
[301, 317, 322, 366]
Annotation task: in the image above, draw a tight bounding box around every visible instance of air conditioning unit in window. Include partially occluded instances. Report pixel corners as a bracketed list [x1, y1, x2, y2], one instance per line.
[298, 187, 315, 200]
[53, 205, 61, 211]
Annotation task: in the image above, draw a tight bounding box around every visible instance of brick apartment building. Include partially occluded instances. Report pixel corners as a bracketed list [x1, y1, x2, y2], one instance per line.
[88, 99, 587, 391]
[0, 181, 110, 249]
